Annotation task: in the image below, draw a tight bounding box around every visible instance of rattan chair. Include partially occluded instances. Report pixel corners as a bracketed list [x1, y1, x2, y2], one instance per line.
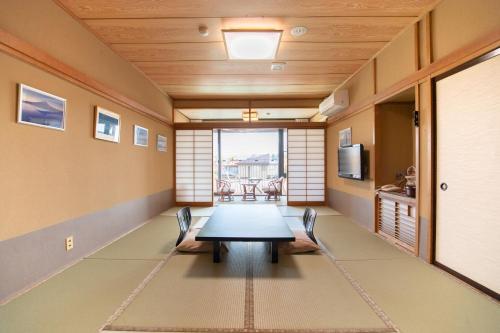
[263, 177, 284, 201]
[217, 180, 235, 201]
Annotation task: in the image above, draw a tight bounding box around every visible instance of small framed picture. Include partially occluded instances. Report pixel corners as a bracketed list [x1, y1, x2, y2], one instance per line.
[339, 127, 352, 147]
[17, 84, 66, 131]
[94, 106, 120, 143]
[134, 125, 149, 147]
[157, 134, 167, 152]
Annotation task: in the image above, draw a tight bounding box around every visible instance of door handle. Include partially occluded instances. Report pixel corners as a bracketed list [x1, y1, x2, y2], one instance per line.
[440, 182, 448, 191]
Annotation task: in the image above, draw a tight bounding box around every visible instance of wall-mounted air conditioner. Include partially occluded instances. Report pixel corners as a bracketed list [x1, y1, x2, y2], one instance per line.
[319, 89, 349, 117]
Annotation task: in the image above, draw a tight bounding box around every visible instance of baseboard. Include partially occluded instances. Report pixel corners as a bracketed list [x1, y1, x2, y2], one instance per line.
[418, 216, 429, 261]
[0, 189, 174, 304]
[327, 188, 374, 231]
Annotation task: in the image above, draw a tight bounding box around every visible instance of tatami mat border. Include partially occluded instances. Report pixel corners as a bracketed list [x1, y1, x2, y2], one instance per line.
[102, 242, 398, 333]
[317, 240, 399, 333]
[102, 326, 396, 332]
[245, 244, 255, 330]
[100, 248, 179, 331]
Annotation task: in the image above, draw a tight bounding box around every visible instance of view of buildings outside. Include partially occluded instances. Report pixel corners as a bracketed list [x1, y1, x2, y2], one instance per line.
[214, 130, 286, 195]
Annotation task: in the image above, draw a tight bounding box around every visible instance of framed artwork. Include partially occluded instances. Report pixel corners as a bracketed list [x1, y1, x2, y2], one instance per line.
[157, 134, 167, 152]
[17, 84, 66, 131]
[134, 125, 149, 147]
[94, 106, 120, 143]
[339, 127, 352, 147]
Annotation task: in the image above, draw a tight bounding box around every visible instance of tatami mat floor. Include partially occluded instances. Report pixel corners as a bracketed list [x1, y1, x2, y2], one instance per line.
[1, 206, 499, 333]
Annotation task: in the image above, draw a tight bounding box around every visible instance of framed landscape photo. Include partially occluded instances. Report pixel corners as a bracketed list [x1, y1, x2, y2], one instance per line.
[17, 84, 66, 131]
[94, 106, 120, 143]
[157, 134, 167, 152]
[339, 127, 352, 147]
[134, 125, 149, 147]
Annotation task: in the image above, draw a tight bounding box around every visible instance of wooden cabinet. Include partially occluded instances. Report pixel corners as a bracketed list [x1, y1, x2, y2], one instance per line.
[376, 191, 417, 254]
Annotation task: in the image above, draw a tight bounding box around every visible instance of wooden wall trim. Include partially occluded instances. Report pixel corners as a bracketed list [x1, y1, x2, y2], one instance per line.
[327, 28, 500, 126]
[414, 84, 421, 257]
[174, 121, 326, 130]
[423, 12, 433, 67]
[414, 23, 421, 71]
[0, 29, 172, 126]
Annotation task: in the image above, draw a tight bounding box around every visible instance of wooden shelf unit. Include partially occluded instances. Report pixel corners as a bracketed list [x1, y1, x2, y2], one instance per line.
[376, 190, 417, 254]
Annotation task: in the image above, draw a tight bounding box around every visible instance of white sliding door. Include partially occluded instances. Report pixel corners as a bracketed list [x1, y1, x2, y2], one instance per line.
[435, 51, 500, 295]
[287, 128, 325, 204]
[176, 130, 213, 205]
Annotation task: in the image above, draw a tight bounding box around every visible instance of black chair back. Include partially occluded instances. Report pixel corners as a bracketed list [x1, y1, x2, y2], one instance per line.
[303, 207, 318, 244]
[176, 207, 192, 246]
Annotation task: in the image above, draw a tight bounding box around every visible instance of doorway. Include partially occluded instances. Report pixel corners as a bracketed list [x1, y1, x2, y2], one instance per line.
[213, 128, 287, 205]
[433, 49, 500, 298]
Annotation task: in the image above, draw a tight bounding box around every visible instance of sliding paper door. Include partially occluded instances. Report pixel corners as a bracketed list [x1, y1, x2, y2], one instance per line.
[287, 128, 325, 204]
[175, 130, 213, 205]
[435, 52, 500, 295]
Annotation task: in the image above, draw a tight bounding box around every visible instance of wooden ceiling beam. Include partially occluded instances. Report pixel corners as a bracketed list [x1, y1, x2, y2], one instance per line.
[165, 85, 335, 99]
[135, 60, 362, 75]
[57, 0, 438, 19]
[111, 42, 386, 62]
[84, 17, 415, 44]
[150, 74, 348, 86]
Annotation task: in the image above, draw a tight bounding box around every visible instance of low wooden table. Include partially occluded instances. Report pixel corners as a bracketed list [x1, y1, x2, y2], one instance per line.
[196, 205, 295, 263]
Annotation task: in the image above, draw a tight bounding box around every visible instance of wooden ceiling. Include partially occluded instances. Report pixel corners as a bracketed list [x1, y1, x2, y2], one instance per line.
[56, 0, 439, 99]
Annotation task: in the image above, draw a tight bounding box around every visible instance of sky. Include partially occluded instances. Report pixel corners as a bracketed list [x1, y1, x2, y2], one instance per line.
[219, 132, 279, 159]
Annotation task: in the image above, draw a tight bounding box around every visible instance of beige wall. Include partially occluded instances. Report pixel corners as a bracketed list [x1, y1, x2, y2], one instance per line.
[327, 108, 375, 199]
[374, 103, 415, 187]
[432, 0, 500, 61]
[338, 62, 375, 107]
[376, 27, 416, 92]
[0, 0, 173, 121]
[0, 52, 174, 241]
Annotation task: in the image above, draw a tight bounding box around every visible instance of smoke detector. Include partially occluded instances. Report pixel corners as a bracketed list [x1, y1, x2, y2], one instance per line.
[290, 26, 308, 37]
[271, 62, 286, 71]
[198, 25, 209, 37]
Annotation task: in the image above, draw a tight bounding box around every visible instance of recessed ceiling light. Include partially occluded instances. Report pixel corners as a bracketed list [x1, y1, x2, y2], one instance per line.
[198, 25, 209, 37]
[223, 30, 283, 60]
[290, 26, 308, 37]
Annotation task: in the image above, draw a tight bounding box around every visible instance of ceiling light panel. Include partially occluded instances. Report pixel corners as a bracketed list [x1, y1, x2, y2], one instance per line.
[223, 30, 283, 60]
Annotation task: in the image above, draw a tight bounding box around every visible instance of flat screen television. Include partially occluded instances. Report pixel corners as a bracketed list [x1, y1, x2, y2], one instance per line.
[338, 144, 364, 180]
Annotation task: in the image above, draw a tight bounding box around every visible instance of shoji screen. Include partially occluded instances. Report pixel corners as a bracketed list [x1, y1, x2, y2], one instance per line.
[435, 53, 500, 294]
[175, 130, 213, 205]
[287, 128, 325, 204]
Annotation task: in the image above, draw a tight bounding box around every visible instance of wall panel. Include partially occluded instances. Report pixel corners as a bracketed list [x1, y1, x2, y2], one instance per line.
[432, 0, 500, 61]
[376, 26, 416, 92]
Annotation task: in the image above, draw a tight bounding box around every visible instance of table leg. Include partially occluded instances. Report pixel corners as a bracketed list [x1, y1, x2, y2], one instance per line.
[213, 241, 221, 263]
[271, 241, 278, 263]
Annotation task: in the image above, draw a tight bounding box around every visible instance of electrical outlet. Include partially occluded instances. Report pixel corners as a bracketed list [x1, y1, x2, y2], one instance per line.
[65, 236, 74, 251]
